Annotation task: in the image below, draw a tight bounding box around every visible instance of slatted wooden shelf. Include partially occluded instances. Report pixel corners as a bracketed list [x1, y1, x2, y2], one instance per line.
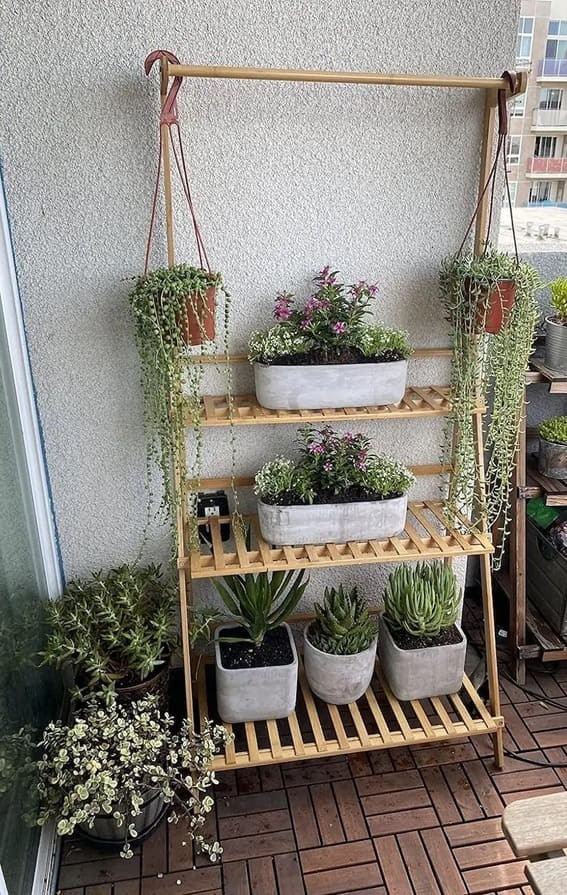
[190, 386, 472, 427]
[195, 654, 503, 771]
[530, 358, 567, 394]
[524, 455, 567, 507]
[185, 500, 493, 579]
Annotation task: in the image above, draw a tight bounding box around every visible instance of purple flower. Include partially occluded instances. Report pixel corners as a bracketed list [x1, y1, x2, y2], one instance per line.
[300, 317, 312, 330]
[308, 443, 325, 454]
[343, 432, 355, 443]
[355, 460, 367, 470]
[332, 321, 346, 334]
[323, 461, 333, 472]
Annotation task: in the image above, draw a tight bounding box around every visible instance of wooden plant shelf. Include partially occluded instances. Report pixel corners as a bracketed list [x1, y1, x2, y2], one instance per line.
[191, 386, 465, 427]
[195, 655, 503, 771]
[186, 500, 493, 579]
[523, 455, 567, 507]
[530, 358, 567, 394]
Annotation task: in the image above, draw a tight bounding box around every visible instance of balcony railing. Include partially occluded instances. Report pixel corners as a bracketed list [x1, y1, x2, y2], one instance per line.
[532, 108, 567, 128]
[538, 58, 567, 78]
[527, 156, 567, 174]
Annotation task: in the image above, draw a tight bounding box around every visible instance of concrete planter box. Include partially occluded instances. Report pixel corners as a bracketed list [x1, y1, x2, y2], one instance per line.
[214, 623, 298, 723]
[254, 360, 408, 410]
[78, 790, 166, 847]
[545, 316, 567, 374]
[538, 436, 567, 479]
[257, 495, 408, 546]
[303, 623, 377, 704]
[378, 615, 466, 701]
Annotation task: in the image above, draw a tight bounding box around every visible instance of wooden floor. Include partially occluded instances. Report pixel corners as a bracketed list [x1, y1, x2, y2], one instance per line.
[57, 599, 567, 895]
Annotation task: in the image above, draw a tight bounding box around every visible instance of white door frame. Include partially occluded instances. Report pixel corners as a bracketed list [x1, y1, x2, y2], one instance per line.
[0, 176, 64, 893]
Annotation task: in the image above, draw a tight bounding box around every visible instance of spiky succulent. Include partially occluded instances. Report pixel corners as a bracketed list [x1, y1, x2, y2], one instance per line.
[550, 277, 567, 322]
[307, 585, 377, 655]
[212, 570, 309, 646]
[539, 416, 567, 445]
[383, 562, 460, 639]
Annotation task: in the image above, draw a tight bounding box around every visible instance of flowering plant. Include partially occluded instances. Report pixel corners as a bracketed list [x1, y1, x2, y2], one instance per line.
[254, 425, 415, 505]
[36, 694, 231, 860]
[248, 268, 412, 365]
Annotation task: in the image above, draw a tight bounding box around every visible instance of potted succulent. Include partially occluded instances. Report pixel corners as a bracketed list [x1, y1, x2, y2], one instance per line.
[248, 267, 413, 409]
[378, 562, 465, 701]
[544, 277, 567, 374]
[538, 416, 567, 479]
[42, 564, 176, 704]
[254, 425, 415, 546]
[211, 570, 308, 723]
[303, 585, 377, 704]
[36, 693, 230, 860]
[440, 250, 540, 568]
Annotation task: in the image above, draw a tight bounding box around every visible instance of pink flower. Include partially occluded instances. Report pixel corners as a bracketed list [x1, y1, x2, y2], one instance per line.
[308, 443, 325, 454]
[300, 317, 312, 330]
[323, 461, 333, 472]
[332, 321, 346, 334]
[274, 293, 292, 321]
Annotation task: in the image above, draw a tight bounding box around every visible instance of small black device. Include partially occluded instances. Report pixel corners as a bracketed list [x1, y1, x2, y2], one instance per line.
[197, 490, 230, 544]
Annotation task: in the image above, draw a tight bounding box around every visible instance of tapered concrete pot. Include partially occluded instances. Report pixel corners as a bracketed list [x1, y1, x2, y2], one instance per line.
[538, 436, 567, 479]
[254, 360, 408, 410]
[214, 623, 298, 723]
[303, 623, 377, 704]
[378, 616, 466, 701]
[545, 317, 567, 374]
[257, 495, 408, 546]
[78, 790, 166, 847]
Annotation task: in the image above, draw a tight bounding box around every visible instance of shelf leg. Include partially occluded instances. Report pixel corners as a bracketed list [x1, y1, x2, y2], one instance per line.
[179, 566, 195, 723]
[509, 400, 527, 685]
[480, 551, 504, 768]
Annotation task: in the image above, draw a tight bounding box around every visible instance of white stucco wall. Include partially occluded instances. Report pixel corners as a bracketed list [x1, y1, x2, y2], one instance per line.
[1, 1, 519, 604]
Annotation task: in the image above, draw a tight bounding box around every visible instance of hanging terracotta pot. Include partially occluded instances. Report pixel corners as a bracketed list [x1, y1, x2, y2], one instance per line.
[465, 277, 517, 335]
[182, 284, 217, 345]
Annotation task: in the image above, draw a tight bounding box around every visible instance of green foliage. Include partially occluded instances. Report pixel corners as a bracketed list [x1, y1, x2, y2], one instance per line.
[439, 250, 540, 568]
[254, 425, 415, 505]
[36, 693, 231, 860]
[550, 277, 567, 322]
[358, 324, 413, 361]
[308, 585, 377, 655]
[539, 415, 567, 445]
[42, 564, 177, 693]
[383, 562, 461, 639]
[212, 570, 309, 646]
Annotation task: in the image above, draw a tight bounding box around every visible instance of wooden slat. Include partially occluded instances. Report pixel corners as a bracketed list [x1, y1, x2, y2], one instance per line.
[346, 699, 372, 748]
[287, 711, 306, 756]
[430, 696, 457, 735]
[410, 699, 436, 737]
[327, 703, 350, 749]
[244, 721, 261, 764]
[209, 517, 226, 572]
[266, 719, 283, 760]
[364, 686, 392, 744]
[460, 673, 498, 729]
[377, 666, 415, 742]
[448, 691, 477, 733]
[298, 659, 328, 753]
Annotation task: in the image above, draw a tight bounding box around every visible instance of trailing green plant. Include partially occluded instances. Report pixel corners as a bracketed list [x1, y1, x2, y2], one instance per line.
[36, 693, 231, 860]
[42, 564, 176, 696]
[0, 726, 38, 824]
[254, 425, 415, 505]
[440, 249, 540, 567]
[248, 268, 412, 365]
[211, 570, 309, 646]
[383, 562, 461, 639]
[550, 276, 567, 323]
[539, 416, 567, 445]
[308, 585, 377, 655]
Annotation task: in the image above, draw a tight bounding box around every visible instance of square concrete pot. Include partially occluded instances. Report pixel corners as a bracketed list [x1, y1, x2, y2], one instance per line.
[254, 360, 408, 410]
[538, 436, 567, 479]
[303, 623, 377, 704]
[257, 495, 408, 546]
[378, 615, 466, 701]
[214, 623, 298, 723]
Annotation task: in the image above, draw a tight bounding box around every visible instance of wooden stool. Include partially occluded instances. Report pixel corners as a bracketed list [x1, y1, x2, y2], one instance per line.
[502, 792, 567, 895]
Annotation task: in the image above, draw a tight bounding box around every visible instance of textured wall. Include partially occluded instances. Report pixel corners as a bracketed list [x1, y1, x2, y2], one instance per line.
[0, 1, 520, 603]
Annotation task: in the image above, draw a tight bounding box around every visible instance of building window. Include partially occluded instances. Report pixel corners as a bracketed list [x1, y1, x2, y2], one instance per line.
[539, 88, 563, 110]
[529, 181, 552, 203]
[548, 20, 567, 37]
[511, 94, 526, 117]
[546, 20, 567, 61]
[503, 181, 518, 207]
[535, 136, 557, 158]
[516, 16, 534, 64]
[506, 136, 522, 165]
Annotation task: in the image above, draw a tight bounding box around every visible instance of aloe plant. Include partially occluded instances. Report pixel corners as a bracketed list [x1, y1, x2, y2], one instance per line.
[308, 585, 376, 655]
[212, 570, 308, 646]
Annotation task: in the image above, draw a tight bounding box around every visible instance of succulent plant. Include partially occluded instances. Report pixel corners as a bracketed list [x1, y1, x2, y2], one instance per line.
[539, 416, 567, 445]
[308, 585, 377, 655]
[550, 277, 567, 322]
[383, 562, 461, 639]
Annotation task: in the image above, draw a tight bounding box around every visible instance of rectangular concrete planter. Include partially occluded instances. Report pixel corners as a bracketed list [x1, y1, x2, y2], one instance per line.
[545, 316, 567, 374]
[538, 436, 567, 479]
[257, 494, 408, 546]
[214, 623, 298, 723]
[254, 359, 408, 410]
[303, 623, 377, 704]
[378, 615, 466, 701]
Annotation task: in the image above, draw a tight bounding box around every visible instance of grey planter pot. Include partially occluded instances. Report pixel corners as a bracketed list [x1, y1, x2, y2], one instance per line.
[214, 623, 298, 723]
[303, 623, 377, 704]
[78, 789, 166, 847]
[257, 495, 408, 546]
[378, 615, 466, 701]
[544, 316, 567, 374]
[254, 360, 408, 410]
[539, 436, 567, 479]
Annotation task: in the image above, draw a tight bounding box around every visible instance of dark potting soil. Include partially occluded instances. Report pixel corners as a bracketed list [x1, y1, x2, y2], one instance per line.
[219, 626, 294, 669]
[267, 347, 403, 366]
[261, 486, 403, 507]
[389, 624, 463, 651]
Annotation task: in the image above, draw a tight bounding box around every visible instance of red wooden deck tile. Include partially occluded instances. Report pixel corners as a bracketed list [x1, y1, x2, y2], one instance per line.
[412, 742, 478, 767]
[464, 760, 506, 816]
[259, 763, 284, 791]
[463, 861, 529, 894]
[332, 779, 368, 841]
[355, 768, 422, 797]
[454, 839, 517, 870]
[58, 857, 141, 889]
[235, 768, 262, 794]
[420, 766, 461, 825]
[141, 867, 222, 895]
[247, 856, 278, 895]
[218, 807, 291, 839]
[113, 883, 141, 895]
[141, 818, 167, 876]
[216, 789, 287, 818]
[396, 830, 441, 894]
[274, 853, 306, 895]
[220, 829, 296, 862]
[501, 785, 565, 805]
[303, 863, 382, 895]
[493, 767, 560, 793]
[445, 817, 506, 846]
[442, 764, 484, 821]
[287, 785, 321, 849]
[421, 827, 467, 894]
[300, 840, 376, 874]
[374, 835, 413, 895]
[368, 806, 439, 836]
[310, 783, 345, 845]
[361, 786, 431, 817]
[221, 861, 249, 895]
[282, 757, 351, 787]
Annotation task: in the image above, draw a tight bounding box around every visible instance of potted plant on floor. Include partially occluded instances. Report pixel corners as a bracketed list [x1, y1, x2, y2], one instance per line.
[42, 564, 176, 705]
[544, 277, 567, 374]
[254, 425, 415, 546]
[440, 250, 540, 567]
[211, 570, 309, 723]
[248, 267, 413, 409]
[303, 585, 377, 704]
[378, 562, 466, 701]
[538, 416, 567, 479]
[36, 693, 230, 859]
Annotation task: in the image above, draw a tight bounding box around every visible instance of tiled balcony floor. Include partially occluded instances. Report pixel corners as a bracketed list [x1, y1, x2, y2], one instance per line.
[57, 600, 567, 895]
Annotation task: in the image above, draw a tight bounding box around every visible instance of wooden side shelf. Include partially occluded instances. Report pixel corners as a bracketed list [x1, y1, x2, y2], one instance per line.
[524, 455, 567, 507]
[530, 358, 567, 394]
[185, 500, 493, 579]
[495, 570, 567, 664]
[195, 655, 503, 771]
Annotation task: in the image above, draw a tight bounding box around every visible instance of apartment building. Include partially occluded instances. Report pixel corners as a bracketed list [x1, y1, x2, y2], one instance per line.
[509, 0, 567, 206]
